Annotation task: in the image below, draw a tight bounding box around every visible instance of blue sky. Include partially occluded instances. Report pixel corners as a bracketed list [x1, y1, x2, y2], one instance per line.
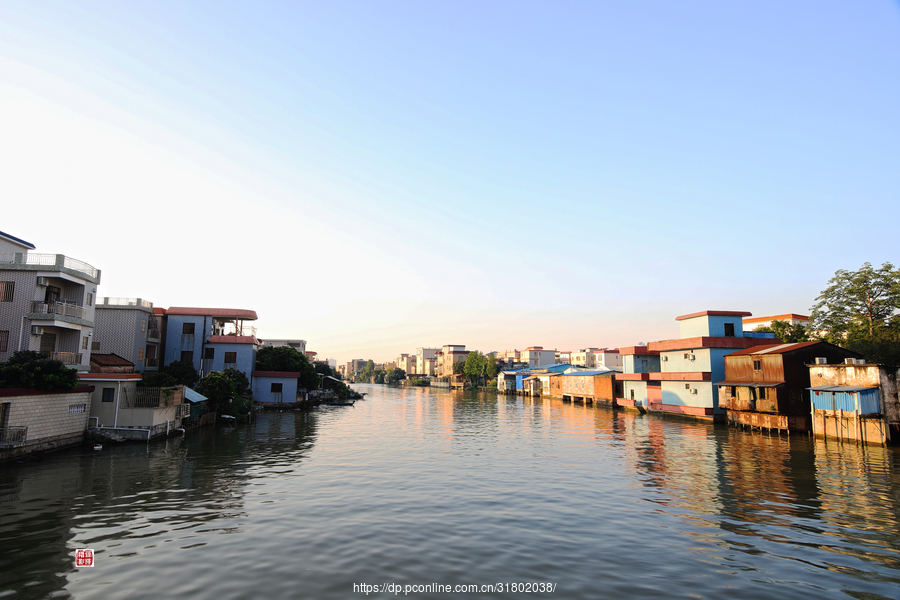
[2, 1, 898, 363]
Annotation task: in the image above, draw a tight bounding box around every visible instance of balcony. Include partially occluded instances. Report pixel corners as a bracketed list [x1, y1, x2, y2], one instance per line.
[44, 352, 83, 365]
[31, 300, 86, 320]
[0, 252, 99, 280]
[0, 426, 28, 447]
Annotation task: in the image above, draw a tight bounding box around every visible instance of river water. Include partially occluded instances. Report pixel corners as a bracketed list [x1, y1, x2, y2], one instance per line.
[1, 383, 899, 599]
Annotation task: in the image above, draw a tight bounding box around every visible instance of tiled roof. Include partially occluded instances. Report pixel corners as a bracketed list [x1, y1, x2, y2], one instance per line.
[89, 353, 134, 367]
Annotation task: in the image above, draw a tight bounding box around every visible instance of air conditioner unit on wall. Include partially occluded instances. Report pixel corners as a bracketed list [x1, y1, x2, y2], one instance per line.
[815, 357, 827, 365]
[691, 389, 698, 395]
[690, 354, 696, 361]
[36, 276, 48, 286]
[31, 326, 43, 335]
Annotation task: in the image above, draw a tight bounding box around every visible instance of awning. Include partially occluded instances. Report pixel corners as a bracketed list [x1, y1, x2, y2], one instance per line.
[184, 387, 209, 403]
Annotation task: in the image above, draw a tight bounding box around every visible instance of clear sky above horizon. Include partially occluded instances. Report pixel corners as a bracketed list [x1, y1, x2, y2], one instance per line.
[2, 1, 898, 364]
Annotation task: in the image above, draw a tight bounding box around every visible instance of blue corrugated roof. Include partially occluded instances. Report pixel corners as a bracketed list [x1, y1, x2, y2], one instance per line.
[561, 369, 614, 376]
[0, 230, 36, 250]
[184, 387, 208, 403]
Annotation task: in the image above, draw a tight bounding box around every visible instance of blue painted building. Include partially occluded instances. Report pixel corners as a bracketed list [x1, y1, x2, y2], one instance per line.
[161, 307, 259, 381]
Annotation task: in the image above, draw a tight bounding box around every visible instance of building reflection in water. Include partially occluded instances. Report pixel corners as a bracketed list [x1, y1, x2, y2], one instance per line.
[0, 411, 319, 599]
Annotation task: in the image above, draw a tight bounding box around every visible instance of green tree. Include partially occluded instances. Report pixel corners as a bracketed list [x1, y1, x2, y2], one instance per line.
[811, 262, 900, 365]
[811, 262, 900, 338]
[452, 360, 466, 375]
[161, 360, 199, 387]
[464, 351, 486, 385]
[0, 351, 78, 391]
[385, 368, 405, 385]
[195, 371, 236, 412]
[485, 353, 499, 379]
[256, 346, 305, 372]
[139, 371, 177, 388]
[256, 346, 317, 390]
[754, 320, 809, 343]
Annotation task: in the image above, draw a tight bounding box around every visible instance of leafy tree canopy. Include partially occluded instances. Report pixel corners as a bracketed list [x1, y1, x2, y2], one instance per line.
[139, 371, 178, 388]
[464, 351, 486, 383]
[256, 346, 318, 390]
[811, 261, 900, 338]
[0, 351, 78, 391]
[452, 360, 466, 375]
[754, 320, 809, 343]
[161, 360, 199, 387]
[485, 353, 499, 379]
[811, 261, 900, 366]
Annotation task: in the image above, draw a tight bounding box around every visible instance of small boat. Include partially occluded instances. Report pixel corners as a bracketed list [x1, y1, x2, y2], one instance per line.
[92, 443, 103, 451]
[324, 401, 355, 406]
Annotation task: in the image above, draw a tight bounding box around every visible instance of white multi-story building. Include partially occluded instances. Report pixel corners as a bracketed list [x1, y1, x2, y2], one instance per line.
[0, 230, 101, 371]
[415, 347, 438, 375]
[519, 346, 556, 368]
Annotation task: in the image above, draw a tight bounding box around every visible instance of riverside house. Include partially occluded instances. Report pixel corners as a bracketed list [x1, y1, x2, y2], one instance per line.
[0, 230, 100, 371]
[644, 311, 775, 420]
[718, 341, 861, 433]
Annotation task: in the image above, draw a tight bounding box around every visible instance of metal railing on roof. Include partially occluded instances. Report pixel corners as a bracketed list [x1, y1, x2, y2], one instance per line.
[0, 253, 98, 279]
[98, 297, 152, 309]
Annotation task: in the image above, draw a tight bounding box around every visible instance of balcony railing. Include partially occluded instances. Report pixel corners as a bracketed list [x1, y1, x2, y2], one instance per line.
[98, 297, 152, 309]
[31, 300, 86, 320]
[0, 426, 28, 446]
[147, 327, 161, 341]
[44, 352, 83, 365]
[0, 253, 99, 279]
[123, 386, 185, 409]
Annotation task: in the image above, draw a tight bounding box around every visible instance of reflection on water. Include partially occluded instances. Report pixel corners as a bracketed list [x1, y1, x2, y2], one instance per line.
[1, 386, 898, 599]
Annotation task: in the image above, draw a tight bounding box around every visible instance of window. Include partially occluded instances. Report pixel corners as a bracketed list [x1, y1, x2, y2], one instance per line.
[87, 293, 93, 306]
[102, 388, 115, 403]
[138, 348, 144, 361]
[758, 387, 767, 400]
[0, 281, 13, 302]
[0, 330, 8, 352]
[182, 323, 195, 334]
[68, 404, 86, 414]
[91, 341, 100, 352]
[630, 389, 635, 400]
[685, 383, 691, 390]
[724, 323, 735, 337]
[180, 351, 193, 363]
[204, 347, 215, 359]
[271, 383, 283, 393]
[224, 352, 237, 364]
[141, 319, 146, 332]
[753, 360, 762, 371]
[684, 353, 691, 359]
[730, 386, 736, 397]
[82, 336, 89, 350]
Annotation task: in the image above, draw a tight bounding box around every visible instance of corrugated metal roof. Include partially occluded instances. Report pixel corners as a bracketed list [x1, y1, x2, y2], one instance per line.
[184, 387, 208, 403]
[718, 381, 783, 388]
[560, 369, 614, 377]
[808, 386, 877, 393]
[727, 341, 823, 356]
